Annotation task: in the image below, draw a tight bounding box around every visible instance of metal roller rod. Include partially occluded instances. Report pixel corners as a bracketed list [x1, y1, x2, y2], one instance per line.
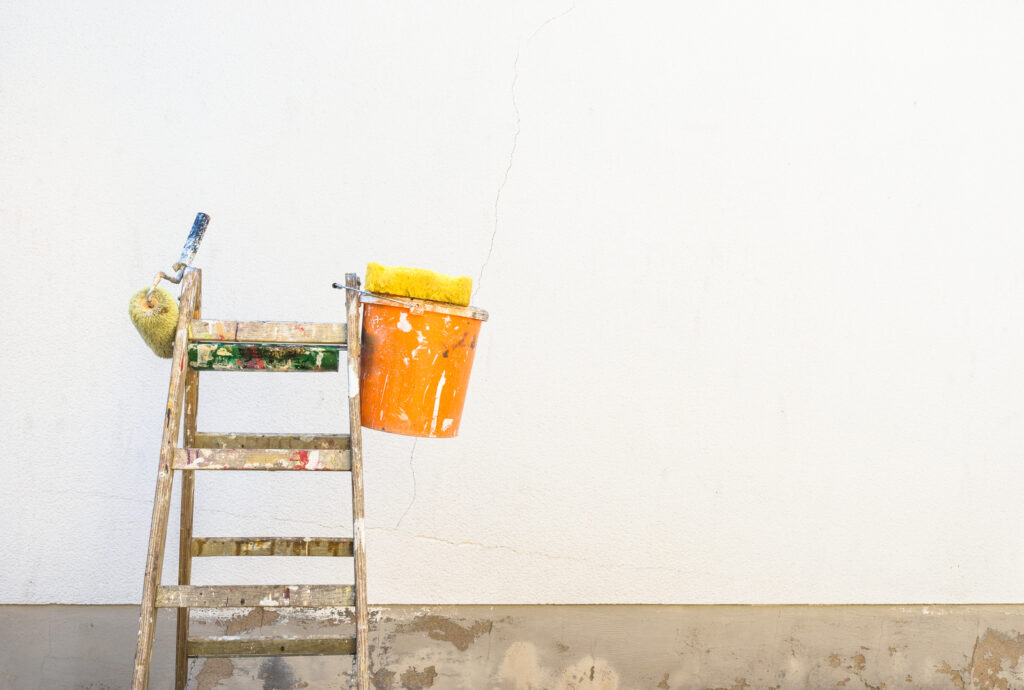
[147, 213, 210, 303]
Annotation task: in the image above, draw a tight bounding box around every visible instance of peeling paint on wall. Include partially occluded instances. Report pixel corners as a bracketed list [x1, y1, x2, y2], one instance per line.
[937, 628, 1024, 690]
[7, 605, 1024, 688]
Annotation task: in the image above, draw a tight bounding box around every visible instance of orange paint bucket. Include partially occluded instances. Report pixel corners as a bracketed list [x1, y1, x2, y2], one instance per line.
[359, 294, 488, 438]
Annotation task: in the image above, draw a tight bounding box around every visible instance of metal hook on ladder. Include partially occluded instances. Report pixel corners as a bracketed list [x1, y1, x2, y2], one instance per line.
[331, 283, 426, 315]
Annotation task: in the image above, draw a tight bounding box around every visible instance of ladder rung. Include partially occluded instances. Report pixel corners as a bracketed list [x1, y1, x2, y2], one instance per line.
[192, 537, 353, 557]
[188, 343, 341, 372]
[190, 320, 347, 345]
[187, 635, 356, 658]
[156, 585, 355, 608]
[173, 448, 351, 471]
[193, 432, 350, 450]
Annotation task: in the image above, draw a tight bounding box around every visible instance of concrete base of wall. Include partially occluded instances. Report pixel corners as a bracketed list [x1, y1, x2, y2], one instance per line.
[2, 604, 1023, 689]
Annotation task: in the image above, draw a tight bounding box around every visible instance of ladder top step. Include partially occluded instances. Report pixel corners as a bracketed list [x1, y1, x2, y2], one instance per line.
[187, 635, 356, 658]
[190, 319, 347, 345]
[174, 448, 351, 471]
[157, 585, 355, 608]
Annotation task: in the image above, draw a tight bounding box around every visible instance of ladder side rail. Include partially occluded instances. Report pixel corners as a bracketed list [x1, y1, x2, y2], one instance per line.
[132, 268, 202, 689]
[345, 273, 371, 689]
[176, 271, 202, 690]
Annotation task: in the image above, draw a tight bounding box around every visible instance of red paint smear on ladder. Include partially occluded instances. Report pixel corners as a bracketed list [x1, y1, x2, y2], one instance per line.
[243, 345, 267, 370]
[291, 450, 310, 469]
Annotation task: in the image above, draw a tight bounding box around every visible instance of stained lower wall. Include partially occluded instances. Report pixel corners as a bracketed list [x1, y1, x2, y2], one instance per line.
[2, 604, 1022, 689]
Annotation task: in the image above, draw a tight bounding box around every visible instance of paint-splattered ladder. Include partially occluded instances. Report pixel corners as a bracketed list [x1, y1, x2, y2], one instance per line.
[131, 269, 371, 689]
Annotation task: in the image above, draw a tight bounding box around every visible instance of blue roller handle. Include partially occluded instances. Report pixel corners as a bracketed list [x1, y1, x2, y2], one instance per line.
[173, 212, 210, 270]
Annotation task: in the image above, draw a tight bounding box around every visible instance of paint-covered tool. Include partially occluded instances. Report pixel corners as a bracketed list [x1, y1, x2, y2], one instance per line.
[365, 262, 473, 306]
[129, 286, 179, 358]
[129, 213, 209, 358]
[334, 263, 488, 438]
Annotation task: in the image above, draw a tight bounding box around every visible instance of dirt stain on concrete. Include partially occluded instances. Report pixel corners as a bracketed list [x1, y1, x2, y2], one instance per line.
[705, 679, 749, 690]
[195, 658, 234, 690]
[658, 672, 670, 689]
[498, 646, 621, 690]
[224, 607, 280, 635]
[554, 657, 620, 690]
[498, 640, 545, 688]
[400, 665, 437, 689]
[936, 661, 967, 690]
[372, 667, 396, 689]
[258, 657, 300, 690]
[397, 614, 492, 651]
[825, 650, 881, 689]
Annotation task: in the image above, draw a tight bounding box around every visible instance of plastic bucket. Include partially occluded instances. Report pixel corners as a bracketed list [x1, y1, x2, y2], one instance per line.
[359, 294, 488, 438]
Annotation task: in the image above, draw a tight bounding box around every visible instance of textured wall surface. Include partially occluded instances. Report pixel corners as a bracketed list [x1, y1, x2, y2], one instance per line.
[3, 605, 1024, 689]
[3, 2, 1024, 605]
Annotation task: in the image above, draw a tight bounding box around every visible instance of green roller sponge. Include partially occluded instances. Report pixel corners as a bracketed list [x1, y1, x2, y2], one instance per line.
[129, 287, 179, 358]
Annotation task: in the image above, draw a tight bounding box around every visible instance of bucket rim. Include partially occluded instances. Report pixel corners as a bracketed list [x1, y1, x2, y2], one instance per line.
[361, 292, 489, 321]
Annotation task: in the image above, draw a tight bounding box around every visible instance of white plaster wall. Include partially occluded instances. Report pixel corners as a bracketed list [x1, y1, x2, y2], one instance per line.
[2, 1, 1024, 605]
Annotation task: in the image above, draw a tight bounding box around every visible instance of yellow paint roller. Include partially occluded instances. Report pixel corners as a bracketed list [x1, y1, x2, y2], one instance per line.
[364, 262, 472, 306]
[129, 287, 179, 358]
[129, 213, 209, 358]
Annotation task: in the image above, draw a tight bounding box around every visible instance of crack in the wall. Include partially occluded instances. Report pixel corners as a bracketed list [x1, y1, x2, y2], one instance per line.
[50, 489, 152, 505]
[54, 490, 348, 531]
[365, 527, 698, 577]
[476, 2, 576, 299]
[198, 507, 344, 530]
[394, 439, 419, 529]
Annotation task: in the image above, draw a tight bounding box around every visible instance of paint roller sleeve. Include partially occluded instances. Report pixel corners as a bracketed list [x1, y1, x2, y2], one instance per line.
[129, 287, 179, 358]
[365, 262, 472, 306]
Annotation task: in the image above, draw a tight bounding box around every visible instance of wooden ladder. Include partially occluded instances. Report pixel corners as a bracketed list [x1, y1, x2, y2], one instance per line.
[131, 269, 371, 689]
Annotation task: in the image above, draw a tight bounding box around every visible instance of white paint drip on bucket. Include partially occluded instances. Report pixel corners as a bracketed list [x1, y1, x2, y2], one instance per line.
[429, 370, 446, 436]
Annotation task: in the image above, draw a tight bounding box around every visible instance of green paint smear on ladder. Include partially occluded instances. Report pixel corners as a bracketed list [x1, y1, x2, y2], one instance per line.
[188, 343, 341, 372]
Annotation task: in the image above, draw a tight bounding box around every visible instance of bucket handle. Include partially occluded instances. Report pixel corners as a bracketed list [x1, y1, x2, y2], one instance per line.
[331, 283, 425, 315]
